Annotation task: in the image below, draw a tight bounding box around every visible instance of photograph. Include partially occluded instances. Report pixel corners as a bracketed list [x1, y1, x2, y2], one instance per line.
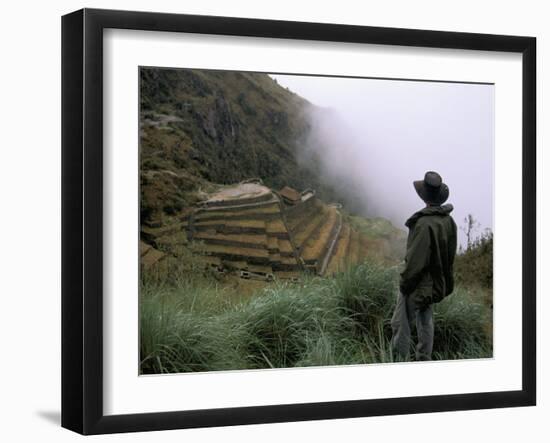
[138, 66, 494, 375]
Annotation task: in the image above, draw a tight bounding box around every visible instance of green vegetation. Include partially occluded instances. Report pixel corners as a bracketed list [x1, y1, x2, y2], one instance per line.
[455, 230, 493, 291]
[433, 286, 492, 359]
[140, 260, 492, 374]
[346, 214, 407, 263]
[140, 68, 342, 224]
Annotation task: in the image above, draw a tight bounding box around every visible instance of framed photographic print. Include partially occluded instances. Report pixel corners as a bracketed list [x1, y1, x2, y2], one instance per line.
[61, 8, 536, 435]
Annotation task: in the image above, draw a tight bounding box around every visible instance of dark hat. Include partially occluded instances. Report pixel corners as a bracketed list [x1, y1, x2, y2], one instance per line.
[413, 171, 449, 206]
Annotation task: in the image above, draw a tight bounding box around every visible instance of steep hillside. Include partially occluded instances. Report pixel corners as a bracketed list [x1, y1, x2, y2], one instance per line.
[140, 68, 336, 223]
[139, 67, 407, 275]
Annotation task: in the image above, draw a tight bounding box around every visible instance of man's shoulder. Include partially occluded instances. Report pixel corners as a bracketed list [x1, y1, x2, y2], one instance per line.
[413, 213, 454, 234]
[414, 215, 437, 229]
[406, 205, 453, 226]
[409, 217, 432, 237]
[414, 216, 433, 228]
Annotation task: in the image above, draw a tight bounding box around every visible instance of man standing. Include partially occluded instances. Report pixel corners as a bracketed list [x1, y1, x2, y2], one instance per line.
[391, 171, 457, 361]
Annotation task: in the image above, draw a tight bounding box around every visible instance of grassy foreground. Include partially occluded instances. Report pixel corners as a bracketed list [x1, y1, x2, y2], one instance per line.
[140, 261, 492, 374]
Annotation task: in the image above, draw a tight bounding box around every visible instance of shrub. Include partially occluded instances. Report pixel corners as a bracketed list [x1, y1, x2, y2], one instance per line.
[454, 230, 493, 290]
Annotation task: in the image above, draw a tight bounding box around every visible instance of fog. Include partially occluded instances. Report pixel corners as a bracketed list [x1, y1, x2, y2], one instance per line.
[271, 74, 494, 248]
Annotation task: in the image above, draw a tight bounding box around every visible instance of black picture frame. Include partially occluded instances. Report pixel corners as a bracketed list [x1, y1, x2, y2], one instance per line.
[61, 8, 536, 435]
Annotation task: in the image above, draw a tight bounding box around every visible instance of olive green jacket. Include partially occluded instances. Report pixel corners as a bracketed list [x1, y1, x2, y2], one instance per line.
[400, 204, 458, 307]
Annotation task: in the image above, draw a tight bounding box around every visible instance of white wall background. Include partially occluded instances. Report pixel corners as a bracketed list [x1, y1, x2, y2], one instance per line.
[0, 0, 546, 441]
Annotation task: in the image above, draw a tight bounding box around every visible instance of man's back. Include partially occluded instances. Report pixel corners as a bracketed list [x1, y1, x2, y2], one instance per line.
[400, 204, 457, 305]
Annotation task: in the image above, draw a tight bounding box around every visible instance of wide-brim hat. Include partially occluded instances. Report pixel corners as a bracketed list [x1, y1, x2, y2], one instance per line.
[413, 171, 449, 206]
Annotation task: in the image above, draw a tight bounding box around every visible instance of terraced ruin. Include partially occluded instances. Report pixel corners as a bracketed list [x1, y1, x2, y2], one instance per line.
[140, 179, 385, 281]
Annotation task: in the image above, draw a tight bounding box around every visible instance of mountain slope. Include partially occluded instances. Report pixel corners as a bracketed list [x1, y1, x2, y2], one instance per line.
[140, 68, 335, 223]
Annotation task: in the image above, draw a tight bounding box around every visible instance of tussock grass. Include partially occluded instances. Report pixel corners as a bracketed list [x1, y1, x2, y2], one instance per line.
[432, 286, 493, 359]
[139, 279, 248, 373]
[140, 261, 492, 374]
[330, 263, 398, 337]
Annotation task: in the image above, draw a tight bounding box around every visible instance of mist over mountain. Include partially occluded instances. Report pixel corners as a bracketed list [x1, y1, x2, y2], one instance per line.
[273, 74, 494, 246]
[299, 106, 374, 216]
[139, 68, 375, 223]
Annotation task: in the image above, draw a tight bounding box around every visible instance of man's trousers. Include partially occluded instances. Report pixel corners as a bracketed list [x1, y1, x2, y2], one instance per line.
[390, 290, 434, 361]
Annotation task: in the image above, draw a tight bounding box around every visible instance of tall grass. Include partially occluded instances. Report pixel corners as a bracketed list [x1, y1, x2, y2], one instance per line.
[330, 263, 398, 337]
[139, 279, 248, 373]
[140, 261, 492, 374]
[432, 286, 493, 359]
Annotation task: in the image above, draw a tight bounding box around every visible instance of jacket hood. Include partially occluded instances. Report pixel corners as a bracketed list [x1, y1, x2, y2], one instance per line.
[405, 204, 454, 228]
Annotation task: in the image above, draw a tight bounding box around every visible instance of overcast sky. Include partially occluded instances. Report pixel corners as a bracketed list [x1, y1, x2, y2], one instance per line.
[271, 74, 494, 247]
